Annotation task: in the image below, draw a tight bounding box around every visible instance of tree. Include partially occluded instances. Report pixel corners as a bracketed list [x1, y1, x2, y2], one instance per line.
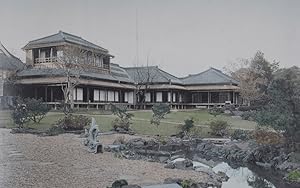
[225, 51, 278, 106]
[54, 45, 92, 114]
[111, 103, 134, 131]
[131, 57, 157, 109]
[255, 66, 300, 147]
[150, 103, 170, 126]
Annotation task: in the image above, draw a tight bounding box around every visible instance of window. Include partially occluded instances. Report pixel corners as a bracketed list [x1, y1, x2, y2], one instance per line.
[115, 91, 119, 102]
[128, 92, 134, 104]
[145, 92, 151, 102]
[73, 87, 83, 101]
[100, 90, 106, 101]
[93, 89, 100, 101]
[156, 92, 162, 102]
[108, 91, 114, 101]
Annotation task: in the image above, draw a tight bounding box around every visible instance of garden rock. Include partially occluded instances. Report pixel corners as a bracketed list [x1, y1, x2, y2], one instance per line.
[83, 118, 103, 154]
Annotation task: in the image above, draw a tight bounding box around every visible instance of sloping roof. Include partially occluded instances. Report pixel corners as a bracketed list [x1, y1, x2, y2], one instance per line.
[0, 42, 24, 70]
[110, 63, 134, 83]
[17, 66, 134, 84]
[180, 67, 239, 85]
[23, 31, 110, 54]
[124, 66, 183, 85]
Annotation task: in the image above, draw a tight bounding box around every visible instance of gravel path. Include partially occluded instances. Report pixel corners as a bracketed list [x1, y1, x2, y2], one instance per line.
[0, 128, 211, 188]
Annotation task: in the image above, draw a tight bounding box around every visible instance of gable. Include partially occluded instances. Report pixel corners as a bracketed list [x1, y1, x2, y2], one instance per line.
[181, 68, 239, 85]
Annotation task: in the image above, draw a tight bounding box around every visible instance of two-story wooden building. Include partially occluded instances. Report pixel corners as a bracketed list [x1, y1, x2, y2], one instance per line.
[16, 31, 135, 109]
[14, 31, 240, 109]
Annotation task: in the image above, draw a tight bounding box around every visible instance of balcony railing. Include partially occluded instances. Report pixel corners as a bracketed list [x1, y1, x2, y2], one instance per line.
[35, 57, 58, 64]
[34, 57, 110, 72]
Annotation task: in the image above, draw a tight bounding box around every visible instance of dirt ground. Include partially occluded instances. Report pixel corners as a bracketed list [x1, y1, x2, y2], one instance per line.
[0, 128, 211, 188]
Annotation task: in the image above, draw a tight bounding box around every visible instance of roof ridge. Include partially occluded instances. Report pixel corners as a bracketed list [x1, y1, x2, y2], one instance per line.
[156, 67, 181, 82]
[124, 65, 158, 69]
[60, 30, 81, 39]
[27, 32, 62, 43]
[180, 68, 212, 79]
[210, 68, 238, 83]
[59, 31, 108, 52]
[0, 42, 12, 57]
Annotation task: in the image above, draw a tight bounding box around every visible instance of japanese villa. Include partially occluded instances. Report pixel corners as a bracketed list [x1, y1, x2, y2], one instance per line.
[1, 31, 240, 109]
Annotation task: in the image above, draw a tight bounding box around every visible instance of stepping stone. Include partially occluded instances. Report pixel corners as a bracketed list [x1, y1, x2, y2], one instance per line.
[142, 184, 182, 188]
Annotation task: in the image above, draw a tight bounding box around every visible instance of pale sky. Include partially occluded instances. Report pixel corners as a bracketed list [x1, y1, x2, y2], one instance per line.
[0, 0, 299, 77]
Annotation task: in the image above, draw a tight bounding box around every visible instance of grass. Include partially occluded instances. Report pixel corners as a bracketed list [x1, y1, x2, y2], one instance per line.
[1, 109, 257, 137]
[132, 110, 257, 130]
[287, 170, 300, 182]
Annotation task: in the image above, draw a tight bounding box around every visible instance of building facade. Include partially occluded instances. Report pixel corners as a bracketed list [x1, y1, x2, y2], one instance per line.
[10, 31, 240, 109]
[0, 42, 24, 108]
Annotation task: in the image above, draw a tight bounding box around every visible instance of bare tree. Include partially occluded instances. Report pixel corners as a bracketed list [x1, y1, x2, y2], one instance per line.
[54, 45, 92, 114]
[132, 56, 157, 109]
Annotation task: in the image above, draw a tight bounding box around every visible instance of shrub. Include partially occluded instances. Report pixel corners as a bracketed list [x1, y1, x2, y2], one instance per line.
[181, 118, 195, 133]
[24, 98, 50, 123]
[112, 117, 131, 131]
[181, 179, 194, 188]
[178, 118, 203, 138]
[189, 126, 203, 137]
[252, 128, 284, 145]
[11, 97, 50, 128]
[11, 98, 30, 128]
[113, 136, 126, 145]
[231, 129, 252, 140]
[287, 170, 300, 182]
[238, 106, 259, 111]
[208, 105, 224, 117]
[241, 111, 256, 121]
[46, 125, 65, 136]
[209, 120, 230, 137]
[111, 104, 133, 131]
[151, 103, 171, 126]
[57, 114, 91, 131]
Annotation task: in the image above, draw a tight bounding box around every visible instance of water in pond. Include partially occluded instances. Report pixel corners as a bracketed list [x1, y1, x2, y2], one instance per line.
[212, 162, 276, 188]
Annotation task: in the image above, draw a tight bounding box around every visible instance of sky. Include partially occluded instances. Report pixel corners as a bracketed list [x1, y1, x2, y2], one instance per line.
[0, 0, 299, 77]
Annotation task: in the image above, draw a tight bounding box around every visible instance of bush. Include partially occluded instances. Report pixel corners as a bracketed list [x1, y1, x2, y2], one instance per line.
[181, 118, 195, 133]
[24, 98, 50, 123]
[151, 103, 171, 126]
[57, 114, 91, 131]
[241, 111, 256, 121]
[46, 125, 65, 136]
[11, 97, 50, 128]
[112, 117, 131, 131]
[252, 128, 284, 145]
[231, 129, 252, 140]
[287, 170, 300, 182]
[209, 120, 230, 137]
[113, 136, 126, 145]
[208, 105, 224, 117]
[189, 126, 203, 137]
[238, 106, 259, 111]
[11, 98, 30, 128]
[111, 104, 133, 131]
[178, 118, 195, 138]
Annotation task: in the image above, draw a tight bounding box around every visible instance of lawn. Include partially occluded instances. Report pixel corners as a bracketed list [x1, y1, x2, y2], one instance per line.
[1, 109, 257, 137]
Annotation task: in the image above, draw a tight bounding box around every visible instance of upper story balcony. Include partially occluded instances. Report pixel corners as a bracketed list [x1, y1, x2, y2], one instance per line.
[35, 57, 58, 64]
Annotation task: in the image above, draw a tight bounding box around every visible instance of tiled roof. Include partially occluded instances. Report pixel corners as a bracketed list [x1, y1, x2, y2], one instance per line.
[180, 67, 239, 85]
[17, 65, 134, 84]
[125, 66, 183, 85]
[110, 63, 134, 83]
[23, 31, 110, 54]
[0, 42, 24, 70]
